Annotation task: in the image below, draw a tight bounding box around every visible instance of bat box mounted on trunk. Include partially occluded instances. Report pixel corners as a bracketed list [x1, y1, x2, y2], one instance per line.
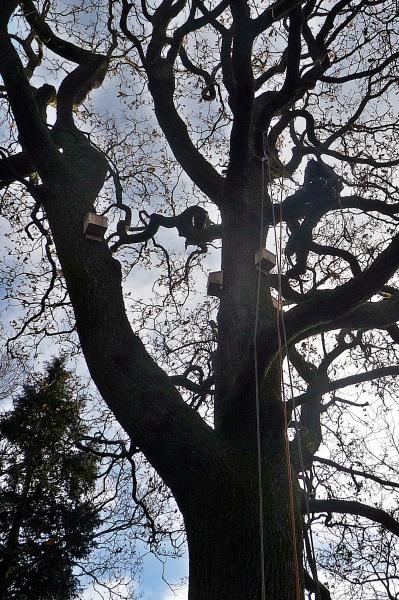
[255, 248, 276, 272]
[207, 271, 223, 297]
[83, 213, 108, 242]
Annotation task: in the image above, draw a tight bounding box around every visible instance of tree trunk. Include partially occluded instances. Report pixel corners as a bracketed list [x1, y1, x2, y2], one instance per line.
[191, 196, 303, 599]
[183, 444, 303, 600]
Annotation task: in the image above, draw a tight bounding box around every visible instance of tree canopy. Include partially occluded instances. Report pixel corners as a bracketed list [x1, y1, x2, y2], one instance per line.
[0, 0, 399, 599]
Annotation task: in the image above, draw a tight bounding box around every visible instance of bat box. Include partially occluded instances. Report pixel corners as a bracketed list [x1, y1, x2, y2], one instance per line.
[255, 248, 276, 272]
[207, 271, 223, 297]
[83, 213, 108, 242]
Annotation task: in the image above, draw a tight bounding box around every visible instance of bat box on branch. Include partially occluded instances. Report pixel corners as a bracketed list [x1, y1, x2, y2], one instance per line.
[207, 271, 223, 297]
[255, 248, 276, 272]
[83, 213, 108, 242]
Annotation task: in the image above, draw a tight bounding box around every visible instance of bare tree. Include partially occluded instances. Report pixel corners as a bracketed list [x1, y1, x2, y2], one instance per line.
[0, 0, 398, 598]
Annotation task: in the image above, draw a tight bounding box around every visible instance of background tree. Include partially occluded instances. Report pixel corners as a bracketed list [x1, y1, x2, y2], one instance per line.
[0, 356, 148, 600]
[0, 357, 101, 598]
[0, 0, 398, 599]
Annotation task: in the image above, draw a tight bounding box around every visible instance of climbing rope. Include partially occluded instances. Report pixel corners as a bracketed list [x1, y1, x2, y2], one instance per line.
[277, 169, 323, 600]
[274, 166, 322, 600]
[253, 149, 322, 599]
[268, 159, 303, 600]
[253, 154, 267, 600]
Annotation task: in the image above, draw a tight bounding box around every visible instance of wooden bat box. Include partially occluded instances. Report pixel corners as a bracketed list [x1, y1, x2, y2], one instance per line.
[207, 271, 223, 297]
[83, 213, 108, 242]
[255, 248, 276, 272]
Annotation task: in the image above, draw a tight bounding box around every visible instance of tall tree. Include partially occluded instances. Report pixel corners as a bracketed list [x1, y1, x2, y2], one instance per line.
[0, 1, 398, 598]
[0, 358, 100, 599]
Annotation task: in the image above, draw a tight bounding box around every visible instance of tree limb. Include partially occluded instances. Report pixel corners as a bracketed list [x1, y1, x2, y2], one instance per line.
[0, 19, 61, 179]
[227, 1, 254, 170]
[308, 498, 399, 537]
[147, 61, 225, 206]
[321, 51, 399, 84]
[0, 151, 34, 184]
[282, 233, 399, 349]
[299, 298, 399, 341]
[20, 0, 96, 63]
[110, 206, 221, 252]
[303, 570, 331, 600]
[313, 456, 399, 490]
[294, 365, 399, 407]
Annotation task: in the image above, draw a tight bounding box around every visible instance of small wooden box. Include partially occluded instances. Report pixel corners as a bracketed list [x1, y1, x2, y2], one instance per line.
[207, 271, 223, 297]
[255, 248, 276, 272]
[83, 213, 108, 241]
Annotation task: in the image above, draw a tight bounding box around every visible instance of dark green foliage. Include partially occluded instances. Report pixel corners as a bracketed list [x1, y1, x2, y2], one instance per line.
[0, 357, 100, 599]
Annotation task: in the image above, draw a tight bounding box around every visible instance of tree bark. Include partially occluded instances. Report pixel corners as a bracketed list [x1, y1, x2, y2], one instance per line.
[183, 445, 303, 600]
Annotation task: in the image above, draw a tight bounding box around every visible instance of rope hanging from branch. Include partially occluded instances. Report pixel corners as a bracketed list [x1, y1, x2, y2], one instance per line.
[271, 159, 322, 600]
[267, 156, 303, 600]
[254, 144, 322, 600]
[253, 153, 267, 600]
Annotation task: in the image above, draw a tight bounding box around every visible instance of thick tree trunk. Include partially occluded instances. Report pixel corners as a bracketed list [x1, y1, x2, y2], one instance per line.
[41, 140, 227, 501]
[215, 207, 277, 439]
[190, 187, 303, 599]
[183, 447, 303, 600]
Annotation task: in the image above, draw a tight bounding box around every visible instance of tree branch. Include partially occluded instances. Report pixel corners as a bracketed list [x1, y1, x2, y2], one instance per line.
[309, 242, 361, 277]
[0, 20, 61, 178]
[110, 206, 221, 252]
[321, 51, 399, 84]
[0, 151, 34, 183]
[313, 456, 399, 490]
[294, 365, 399, 407]
[304, 570, 331, 600]
[300, 298, 399, 341]
[340, 195, 399, 218]
[227, 2, 254, 170]
[146, 61, 225, 206]
[308, 498, 399, 537]
[282, 233, 399, 349]
[20, 0, 97, 63]
[170, 374, 214, 395]
[251, 0, 304, 35]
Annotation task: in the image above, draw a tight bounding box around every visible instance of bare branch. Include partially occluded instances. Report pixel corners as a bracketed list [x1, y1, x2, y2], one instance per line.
[294, 365, 399, 407]
[313, 456, 399, 490]
[110, 206, 221, 252]
[308, 498, 399, 538]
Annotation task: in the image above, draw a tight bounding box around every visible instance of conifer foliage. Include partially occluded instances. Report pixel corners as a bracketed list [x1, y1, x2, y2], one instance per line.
[0, 358, 100, 599]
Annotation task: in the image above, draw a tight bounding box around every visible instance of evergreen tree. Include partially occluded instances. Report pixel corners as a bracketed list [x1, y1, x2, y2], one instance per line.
[0, 358, 100, 599]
